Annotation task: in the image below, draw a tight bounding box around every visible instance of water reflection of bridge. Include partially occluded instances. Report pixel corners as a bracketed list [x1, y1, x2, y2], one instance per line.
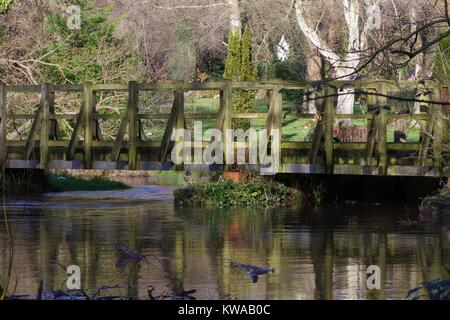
[0, 80, 448, 177]
[1, 202, 448, 299]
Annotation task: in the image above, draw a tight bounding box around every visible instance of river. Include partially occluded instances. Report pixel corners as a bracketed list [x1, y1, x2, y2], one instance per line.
[0, 177, 449, 300]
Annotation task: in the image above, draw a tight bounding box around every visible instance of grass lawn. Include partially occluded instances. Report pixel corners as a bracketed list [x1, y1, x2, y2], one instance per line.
[140, 94, 422, 143]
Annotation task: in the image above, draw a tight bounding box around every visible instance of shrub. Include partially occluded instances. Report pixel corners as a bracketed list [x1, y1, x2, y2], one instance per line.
[174, 176, 299, 208]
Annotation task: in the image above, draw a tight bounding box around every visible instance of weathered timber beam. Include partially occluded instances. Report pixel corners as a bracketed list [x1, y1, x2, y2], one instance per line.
[365, 112, 379, 166]
[375, 83, 388, 174]
[128, 81, 139, 170]
[159, 92, 179, 162]
[83, 83, 94, 169]
[39, 84, 51, 169]
[324, 87, 335, 174]
[110, 111, 129, 162]
[431, 87, 443, 174]
[214, 90, 226, 130]
[66, 106, 85, 160]
[416, 109, 435, 167]
[309, 91, 326, 165]
[23, 104, 42, 160]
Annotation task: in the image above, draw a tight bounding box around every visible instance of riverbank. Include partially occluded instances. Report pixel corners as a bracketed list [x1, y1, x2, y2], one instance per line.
[0, 169, 129, 195]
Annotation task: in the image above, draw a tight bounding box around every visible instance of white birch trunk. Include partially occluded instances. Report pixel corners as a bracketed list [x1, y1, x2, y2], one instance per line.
[228, 0, 241, 33]
[295, 0, 369, 126]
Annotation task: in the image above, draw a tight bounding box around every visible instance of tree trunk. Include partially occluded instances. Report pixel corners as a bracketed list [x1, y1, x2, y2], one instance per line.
[305, 50, 323, 114]
[228, 0, 241, 33]
[336, 87, 355, 128]
[295, 0, 366, 126]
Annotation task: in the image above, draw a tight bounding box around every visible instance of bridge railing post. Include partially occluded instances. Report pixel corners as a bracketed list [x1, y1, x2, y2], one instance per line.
[49, 88, 57, 140]
[377, 83, 388, 175]
[83, 82, 93, 169]
[0, 81, 6, 165]
[223, 80, 233, 165]
[128, 81, 139, 170]
[175, 88, 185, 170]
[378, 108, 388, 174]
[272, 86, 282, 172]
[39, 83, 50, 169]
[432, 86, 443, 174]
[324, 86, 334, 174]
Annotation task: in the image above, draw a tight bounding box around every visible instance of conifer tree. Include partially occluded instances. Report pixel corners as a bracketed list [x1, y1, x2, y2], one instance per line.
[223, 25, 257, 129]
[224, 30, 241, 81]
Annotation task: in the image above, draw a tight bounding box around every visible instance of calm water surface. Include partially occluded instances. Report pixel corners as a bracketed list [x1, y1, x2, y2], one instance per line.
[0, 179, 449, 300]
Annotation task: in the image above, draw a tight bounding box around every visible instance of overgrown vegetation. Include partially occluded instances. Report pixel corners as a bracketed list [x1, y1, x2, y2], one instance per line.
[40, 1, 141, 84]
[47, 173, 128, 192]
[174, 176, 299, 208]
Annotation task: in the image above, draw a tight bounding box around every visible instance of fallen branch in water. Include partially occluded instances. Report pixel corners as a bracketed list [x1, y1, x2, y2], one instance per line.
[115, 243, 164, 272]
[115, 243, 196, 300]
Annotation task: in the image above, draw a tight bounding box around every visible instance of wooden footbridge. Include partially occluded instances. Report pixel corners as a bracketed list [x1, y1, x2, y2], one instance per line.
[0, 80, 448, 177]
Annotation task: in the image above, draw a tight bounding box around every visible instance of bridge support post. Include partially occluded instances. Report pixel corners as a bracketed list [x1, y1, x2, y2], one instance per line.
[324, 87, 334, 174]
[128, 81, 139, 170]
[39, 83, 50, 169]
[0, 82, 6, 165]
[83, 82, 93, 169]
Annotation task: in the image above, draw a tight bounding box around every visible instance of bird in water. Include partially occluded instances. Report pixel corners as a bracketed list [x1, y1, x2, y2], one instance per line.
[230, 262, 275, 283]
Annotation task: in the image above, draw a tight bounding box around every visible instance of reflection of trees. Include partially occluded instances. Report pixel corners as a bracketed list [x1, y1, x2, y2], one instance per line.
[0, 201, 448, 299]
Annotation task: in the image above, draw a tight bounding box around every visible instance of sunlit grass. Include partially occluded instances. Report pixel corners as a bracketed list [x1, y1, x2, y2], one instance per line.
[142, 95, 423, 143]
